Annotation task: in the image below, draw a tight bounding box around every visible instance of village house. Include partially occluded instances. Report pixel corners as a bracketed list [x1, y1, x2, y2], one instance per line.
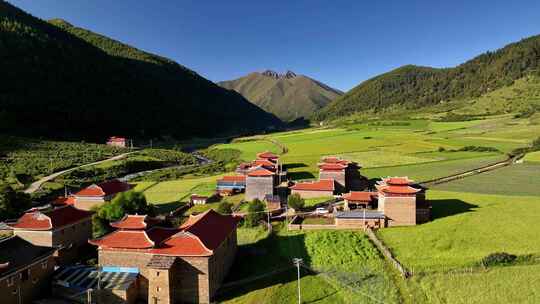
[0, 236, 56, 304]
[318, 156, 365, 192]
[8, 205, 94, 265]
[245, 167, 277, 201]
[333, 177, 430, 229]
[342, 191, 378, 210]
[289, 179, 336, 198]
[89, 210, 238, 304]
[216, 175, 246, 195]
[106, 136, 127, 148]
[191, 194, 210, 205]
[72, 179, 133, 210]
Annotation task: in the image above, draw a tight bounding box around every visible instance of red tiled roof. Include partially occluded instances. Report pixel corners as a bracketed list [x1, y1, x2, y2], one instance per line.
[319, 163, 347, 171]
[89, 230, 156, 249]
[247, 167, 275, 177]
[257, 151, 279, 159]
[377, 185, 420, 195]
[322, 157, 349, 165]
[90, 210, 238, 256]
[10, 205, 93, 231]
[382, 177, 414, 186]
[75, 180, 132, 197]
[343, 192, 377, 202]
[110, 215, 153, 230]
[220, 175, 246, 182]
[52, 196, 76, 206]
[107, 136, 126, 142]
[253, 159, 276, 168]
[150, 233, 211, 256]
[180, 209, 238, 250]
[290, 179, 335, 191]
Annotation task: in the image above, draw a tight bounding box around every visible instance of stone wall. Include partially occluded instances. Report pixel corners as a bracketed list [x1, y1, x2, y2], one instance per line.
[246, 176, 274, 201]
[0, 254, 55, 304]
[335, 217, 385, 229]
[379, 195, 416, 226]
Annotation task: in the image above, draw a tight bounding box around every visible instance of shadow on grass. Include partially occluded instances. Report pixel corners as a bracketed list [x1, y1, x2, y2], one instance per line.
[288, 171, 316, 180]
[217, 230, 313, 301]
[283, 163, 308, 170]
[154, 201, 184, 214]
[430, 199, 479, 220]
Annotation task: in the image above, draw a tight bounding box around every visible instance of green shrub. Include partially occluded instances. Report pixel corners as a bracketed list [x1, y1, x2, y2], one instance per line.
[244, 199, 265, 227]
[481, 252, 517, 267]
[287, 193, 305, 211]
[216, 201, 233, 215]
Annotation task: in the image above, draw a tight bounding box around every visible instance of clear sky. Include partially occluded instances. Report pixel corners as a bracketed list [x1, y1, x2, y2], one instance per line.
[9, 0, 540, 91]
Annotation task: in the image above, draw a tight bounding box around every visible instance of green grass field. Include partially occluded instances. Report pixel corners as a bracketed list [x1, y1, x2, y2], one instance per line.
[432, 163, 540, 196]
[218, 225, 400, 304]
[524, 151, 540, 163]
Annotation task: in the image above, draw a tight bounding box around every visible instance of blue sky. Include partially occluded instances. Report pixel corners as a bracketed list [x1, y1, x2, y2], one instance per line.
[9, 0, 540, 91]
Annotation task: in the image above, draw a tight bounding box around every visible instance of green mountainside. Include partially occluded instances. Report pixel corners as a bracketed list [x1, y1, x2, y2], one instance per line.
[315, 34, 540, 121]
[0, 1, 281, 141]
[219, 70, 342, 121]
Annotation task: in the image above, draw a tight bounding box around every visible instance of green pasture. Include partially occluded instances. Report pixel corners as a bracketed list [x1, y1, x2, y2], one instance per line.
[378, 190, 540, 273]
[133, 173, 225, 213]
[432, 163, 540, 196]
[524, 151, 540, 163]
[219, 225, 400, 304]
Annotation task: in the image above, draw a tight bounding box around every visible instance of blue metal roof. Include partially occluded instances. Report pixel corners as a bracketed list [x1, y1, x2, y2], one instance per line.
[336, 210, 385, 219]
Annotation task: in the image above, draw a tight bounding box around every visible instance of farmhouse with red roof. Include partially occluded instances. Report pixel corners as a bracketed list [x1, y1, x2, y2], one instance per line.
[290, 179, 336, 198]
[9, 205, 93, 264]
[318, 156, 365, 192]
[72, 179, 133, 210]
[106, 136, 127, 148]
[89, 210, 238, 304]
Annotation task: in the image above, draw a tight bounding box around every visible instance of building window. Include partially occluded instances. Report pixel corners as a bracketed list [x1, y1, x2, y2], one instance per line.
[156, 286, 161, 292]
[6, 276, 15, 287]
[12, 289, 17, 295]
[21, 269, 29, 282]
[32, 277, 38, 284]
[41, 261, 48, 269]
[156, 271, 160, 277]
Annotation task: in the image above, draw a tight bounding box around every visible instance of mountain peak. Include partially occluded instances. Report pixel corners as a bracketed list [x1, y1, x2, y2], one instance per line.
[261, 70, 297, 79]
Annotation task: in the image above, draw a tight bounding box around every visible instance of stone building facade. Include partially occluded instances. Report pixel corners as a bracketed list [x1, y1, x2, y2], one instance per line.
[0, 236, 56, 304]
[9, 205, 93, 265]
[90, 211, 238, 304]
[245, 168, 276, 201]
[72, 179, 132, 210]
[376, 177, 427, 226]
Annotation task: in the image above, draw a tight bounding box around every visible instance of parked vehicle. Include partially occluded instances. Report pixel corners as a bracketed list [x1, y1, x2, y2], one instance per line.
[315, 207, 329, 214]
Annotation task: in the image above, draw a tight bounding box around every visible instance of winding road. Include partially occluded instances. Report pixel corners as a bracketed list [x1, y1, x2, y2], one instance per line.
[23, 152, 135, 194]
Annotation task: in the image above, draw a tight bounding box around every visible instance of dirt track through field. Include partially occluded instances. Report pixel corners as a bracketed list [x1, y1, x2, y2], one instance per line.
[23, 152, 135, 194]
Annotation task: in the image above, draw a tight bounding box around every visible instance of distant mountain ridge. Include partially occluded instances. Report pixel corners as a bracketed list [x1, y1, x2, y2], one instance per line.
[219, 70, 343, 121]
[315, 34, 540, 121]
[0, 1, 281, 141]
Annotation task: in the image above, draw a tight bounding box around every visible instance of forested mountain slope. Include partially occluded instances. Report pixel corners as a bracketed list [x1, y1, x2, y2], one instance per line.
[0, 1, 281, 141]
[219, 70, 342, 121]
[315, 34, 540, 121]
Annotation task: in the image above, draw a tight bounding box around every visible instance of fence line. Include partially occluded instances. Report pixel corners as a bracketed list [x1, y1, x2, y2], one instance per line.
[365, 228, 411, 278]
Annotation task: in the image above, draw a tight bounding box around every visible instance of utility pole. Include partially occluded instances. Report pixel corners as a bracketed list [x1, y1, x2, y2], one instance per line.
[293, 258, 303, 304]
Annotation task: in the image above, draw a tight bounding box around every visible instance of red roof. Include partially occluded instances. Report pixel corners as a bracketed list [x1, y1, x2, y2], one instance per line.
[110, 215, 156, 230]
[75, 180, 132, 197]
[52, 196, 76, 206]
[10, 205, 93, 231]
[381, 177, 414, 186]
[290, 179, 335, 191]
[247, 167, 275, 177]
[220, 175, 246, 182]
[257, 151, 279, 159]
[377, 185, 420, 195]
[343, 191, 378, 202]
[322, 157, 349, 165]
[319, 163, 348, 171]
[90, 210, 238, 256]
[107, 136, 126, 142]
[253, 159, 277, 168]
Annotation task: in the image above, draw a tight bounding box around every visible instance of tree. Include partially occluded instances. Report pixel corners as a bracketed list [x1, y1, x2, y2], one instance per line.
[244, 199, 265, 227]
[92, 190, 155, 237]
[216, 200, 233, 215]
[287, 193, 305, 211]
[0, 183, 31, 221]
